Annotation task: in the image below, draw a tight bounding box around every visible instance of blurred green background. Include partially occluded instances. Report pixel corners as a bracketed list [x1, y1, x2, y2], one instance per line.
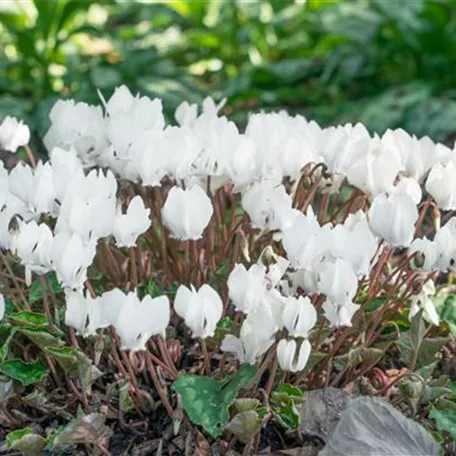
[1, 0, 456, 146]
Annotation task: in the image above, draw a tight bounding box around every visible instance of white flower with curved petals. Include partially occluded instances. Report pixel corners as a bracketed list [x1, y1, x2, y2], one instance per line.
[322, 298, 359, 327]
[9, 220, 53, 285]
[425, 161, 456, 211]
[277, 339, 311, 373]
[409, 280, 439, 326]
[44, 100, 107, 166]
[368, 189, 418, 247]
[282, 296, 317, 338]
[227, 263, 267, 314]
[409, 237, 438, 271]
[64, 289, 104, 337]
[317, 258, 358, 305]
[113, 196, 151, 248]
[0, 116, 30, 152]
[108, 290, 170, 351]
[162, 185, 213, 240]
[174, 284, 223, 339]
[221, 310, 276, 365]
[9, 162, 57, 217]
[434, 218, 456, 271]
[50, 231, 97, 290]
[242, 182, 297, 231]
[49, 147, 84, 201]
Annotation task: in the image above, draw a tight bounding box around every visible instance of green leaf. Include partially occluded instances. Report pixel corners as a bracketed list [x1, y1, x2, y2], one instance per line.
[28, 273, 63, 306]
[19, 328, 64, 350]
[429, 407, 456, 441]
[45, 346, 78, 377]
[0, 328, 17, 361]
[0, 376, 14, 404]
[364, 297, 388, 312]
[433, 294, 456, 338]
[47, 412, 112, 449]
[0, 359, 49, 385]
[233, 398, 262, 413]
[217, 317, 234, 330]
[5, 427, 46, 456]
[415, 360, 439, 381]
[44, 346, 101, 392]
[348, 347, 384, 367]
[119, 379, 134, 413]
[271, 383, 305, 410]
[274, 383, 304, 400]
[410, 309, 426, 351]
[8, 312, 48, 330]
[274, 403, 301, 430]
[172, 364, 256, 437]
[225, 410, 265, 443]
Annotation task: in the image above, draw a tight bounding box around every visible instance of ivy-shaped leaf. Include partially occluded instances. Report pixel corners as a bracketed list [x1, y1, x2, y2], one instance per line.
[429, 407, 456, 441]
[19, 328, 64, 350]
[172, 364, 256, 437]
[5, 427, 46, 456]
[270, 383, 305, 430]
[45, 346, 101, 392]
[7, 312, 48, 330]
[0, 359, 49, 385]
[47, 412, 112, 449]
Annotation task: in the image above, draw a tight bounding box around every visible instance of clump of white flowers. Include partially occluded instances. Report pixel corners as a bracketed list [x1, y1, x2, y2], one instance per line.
[1, 84, 453, 376]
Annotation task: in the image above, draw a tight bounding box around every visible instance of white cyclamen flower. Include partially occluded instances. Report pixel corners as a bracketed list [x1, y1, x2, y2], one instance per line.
[108, 290, 170, 351]
[409, 280, 439, 326]
[330, 211, 377, 277]
[113, 196, 151, 248]
[9, 220, 53, 285]
[277, 339, 311, 373]
[425, 161, 456, 211]
[409, 237, 438, 271]
[317, 258, 358, 305]
[174, 284, 223, 339]
[227, 263, 267, 314]
[64, 289, 105, 337]
[43, 99, 107, 166]
[282, 296, 317, 338]
[50, 231, 97, 290]
[433, 217, 456, 272]
[322, 298, 360, 327]
[9, 162, 57, 217]
[242, 182, 297, 231]
[221, 304, 278, 365]
[368, 188, 418, 247]
[0, 116, 30, 153]
[49, 147, 84, 201]
[162, 185, 213, 240]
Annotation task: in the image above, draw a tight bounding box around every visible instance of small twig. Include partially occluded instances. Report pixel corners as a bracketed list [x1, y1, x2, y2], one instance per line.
[145, 352, 175, 419]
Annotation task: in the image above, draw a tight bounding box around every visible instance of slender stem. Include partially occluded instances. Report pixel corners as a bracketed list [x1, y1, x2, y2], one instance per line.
[0, 252, 30, 310]
[39, 276, 53, 328]
[129, 247, 138, 289]
[24, 144, 36, 169]
[264, 358, 278, 396]
[158, 336, 179, 378]
[200, 338, 211, 375]
[145, 352, 175, 419]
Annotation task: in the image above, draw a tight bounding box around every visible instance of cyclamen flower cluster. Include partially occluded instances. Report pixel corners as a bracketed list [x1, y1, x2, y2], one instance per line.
[1, 84, 456, 372]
